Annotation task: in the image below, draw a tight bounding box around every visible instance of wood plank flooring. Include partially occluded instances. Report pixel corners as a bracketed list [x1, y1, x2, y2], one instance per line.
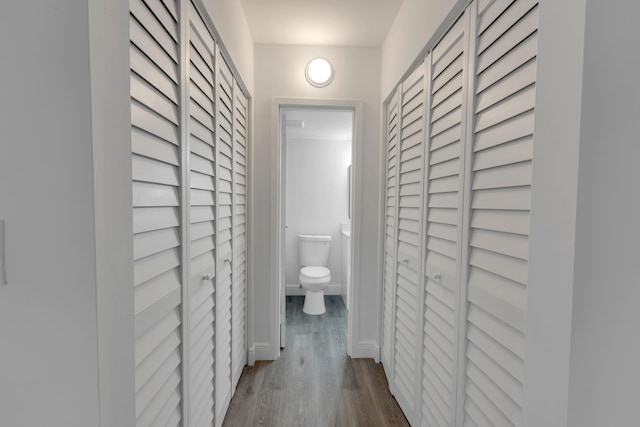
[222, 296, 409, 427]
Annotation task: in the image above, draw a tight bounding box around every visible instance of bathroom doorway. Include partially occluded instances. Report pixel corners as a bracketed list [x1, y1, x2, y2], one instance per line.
[273, 99, 362, 356]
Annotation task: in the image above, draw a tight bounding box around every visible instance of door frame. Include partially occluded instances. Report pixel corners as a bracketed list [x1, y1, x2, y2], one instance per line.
[270, 97, 363, 358]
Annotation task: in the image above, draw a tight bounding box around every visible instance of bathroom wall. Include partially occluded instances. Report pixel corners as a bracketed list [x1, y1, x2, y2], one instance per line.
[285, 136, 351, 294]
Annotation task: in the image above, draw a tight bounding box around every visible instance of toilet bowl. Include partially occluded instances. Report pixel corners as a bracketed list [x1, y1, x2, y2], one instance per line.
[299, 266, 331, 315]
[298, 234, 332, 315]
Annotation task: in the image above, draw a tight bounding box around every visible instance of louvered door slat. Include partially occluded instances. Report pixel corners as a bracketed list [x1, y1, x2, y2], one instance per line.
[130, 45, 179, 103]
[191, 171, 215, 192]
[475, 61, 536, 113]
[132, 155, 180, 186]
[215, 50, 234, 423]
[145, 0, 177, 38]
[474, 85, 536, 133]
[190, 62, 214, 100]
[421, 10, 469, 427]
[393, 64, 427, 425]
[475, 34, 537, 94]
[476, 3, 538, 74]
[466, 324, 524, 382]
[135, 284, 181, 339]
[187, 2, 216, 426]
[131, 73, 179, 124]
[131, 127, 179, 167]
[130, 16, 178, 84]
[135, 334, 181, 413]
[131, 102, 179, 145]
[477, 0, 536, 52]
[232, 85, 248, 389]
[130, 1, 183, 425]
[190, 117, 216, 146]
[133, 227, 180, 260]
[424, 325, 454, 380]
[461, 1, 538, 426]
[423, 362, 451, 424]
[130, 1, 179, 62]
[381, 89, 399, 378]
[190, 138, 215, 164]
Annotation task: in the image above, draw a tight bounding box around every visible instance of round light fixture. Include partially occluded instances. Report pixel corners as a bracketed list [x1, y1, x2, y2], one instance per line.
[305, 58, 334, 88]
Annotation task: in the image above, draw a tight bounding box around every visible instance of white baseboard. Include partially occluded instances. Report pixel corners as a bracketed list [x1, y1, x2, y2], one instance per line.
[247, 345, 256, 366]
[350, 340, 380, 363]
[286, 283, 344, 296]
[250, 342, 276, 362]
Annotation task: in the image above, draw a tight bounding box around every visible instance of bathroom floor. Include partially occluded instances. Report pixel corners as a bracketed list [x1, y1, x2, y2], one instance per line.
[222, 296, 409, 427]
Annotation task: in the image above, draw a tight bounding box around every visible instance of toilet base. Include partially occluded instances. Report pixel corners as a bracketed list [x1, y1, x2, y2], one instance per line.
[303, 291, 326, 315]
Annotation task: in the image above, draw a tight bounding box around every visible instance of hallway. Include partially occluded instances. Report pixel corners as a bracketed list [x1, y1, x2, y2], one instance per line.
[222, 296, 409, 426]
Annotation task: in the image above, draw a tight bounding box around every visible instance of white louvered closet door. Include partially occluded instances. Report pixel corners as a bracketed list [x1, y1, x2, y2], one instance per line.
[460, 0, 538, 425]
[393, 64, 428, 425]
[187, 2, 216, 426]
[420, 10, 470, 427]
[381, 88, 400, 381]
[215, 50, 235, 422]
[130, 0, 183, 425]
[232, 85, 248, 389]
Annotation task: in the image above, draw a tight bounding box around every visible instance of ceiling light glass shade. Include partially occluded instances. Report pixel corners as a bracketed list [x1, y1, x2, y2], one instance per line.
[305, 58, 334, 87]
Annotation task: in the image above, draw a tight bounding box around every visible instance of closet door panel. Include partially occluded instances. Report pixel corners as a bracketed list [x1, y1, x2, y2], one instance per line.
[215, 50, 235, 423]
[461, 1, 538, 425]
[393, 64, 427, 425]
[421, 10, 469, 427]
[131, 1, 250, 425]
[130, 0, 183, 425]
[382, 89, 400, 380]
[187, 2, 217, 426]
[232, 86, 248, 388]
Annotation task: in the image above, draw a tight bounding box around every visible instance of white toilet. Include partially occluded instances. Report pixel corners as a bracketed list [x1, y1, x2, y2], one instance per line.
[298, 234, 331, 315]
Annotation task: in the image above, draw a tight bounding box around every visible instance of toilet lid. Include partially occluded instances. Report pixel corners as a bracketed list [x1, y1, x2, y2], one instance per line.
[300, 266, 330, 279]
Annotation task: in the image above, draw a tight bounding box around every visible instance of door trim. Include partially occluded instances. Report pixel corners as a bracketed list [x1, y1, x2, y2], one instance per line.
[270, 97, 363, 359]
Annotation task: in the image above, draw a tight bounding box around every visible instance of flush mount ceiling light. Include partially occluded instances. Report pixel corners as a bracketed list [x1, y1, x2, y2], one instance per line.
[305, 58, 334, 88]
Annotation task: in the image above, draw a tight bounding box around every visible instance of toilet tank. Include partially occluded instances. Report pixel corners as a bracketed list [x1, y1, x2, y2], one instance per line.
[298, 235, 331, 267]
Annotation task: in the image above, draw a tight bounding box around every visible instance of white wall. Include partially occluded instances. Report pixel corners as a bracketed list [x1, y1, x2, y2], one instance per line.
[202, 0, 255, 94]
[0, 0, 133, 425]
[88, 0, 136, 425]
[523, 1, 586, 425]
[380, 0, 467, 99]
[568, 1, 640, 425]
[285, 137, 351, 288]
[525, 1, 640, 425]
[252, 44, 381, 358]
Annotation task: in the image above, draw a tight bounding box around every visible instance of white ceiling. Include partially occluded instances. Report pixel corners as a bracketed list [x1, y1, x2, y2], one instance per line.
[239, 0, 404, 47]
[285, 108, 354, 140]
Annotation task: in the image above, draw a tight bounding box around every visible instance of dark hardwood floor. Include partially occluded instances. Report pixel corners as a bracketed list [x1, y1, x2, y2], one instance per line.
[222, 296, 409, 427]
